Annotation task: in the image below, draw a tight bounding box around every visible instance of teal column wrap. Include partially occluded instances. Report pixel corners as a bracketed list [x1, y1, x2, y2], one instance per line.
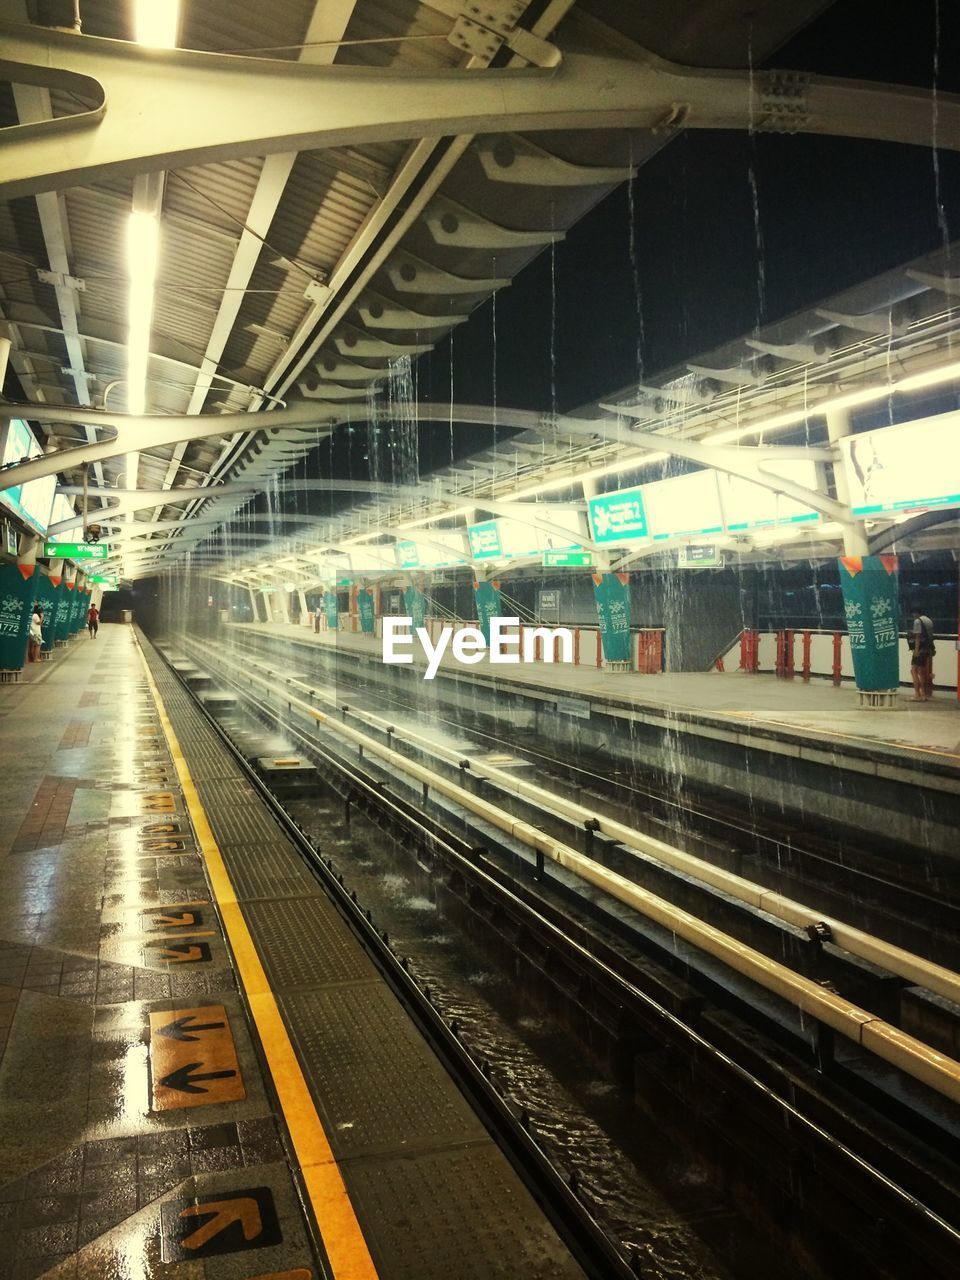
[473, 579, 501, 644]
[592, 571, 632, 663]
[837, 554, 900, 690]
[52, 582, 74, 645]
[33, 574, 59, 651]
[404, 585, 427, 630]
[357, 587, 376, 634]
[324, 591, 338, 630]
[0, 564, 36, 669]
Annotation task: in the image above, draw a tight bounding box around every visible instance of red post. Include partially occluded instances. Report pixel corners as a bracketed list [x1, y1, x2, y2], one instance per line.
[574, 628, 580, 665]
[785, 629, 795, 679]
[832, 631, 842, 686]
[775, 630, 786, 678]
[596, 629, 602, 668]
[739, 630, 759, 672]
[802, 630, 812, 681]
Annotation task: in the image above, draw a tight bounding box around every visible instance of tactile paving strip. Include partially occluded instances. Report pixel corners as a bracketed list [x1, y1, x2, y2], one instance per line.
[280, 984, 487, 1160]
[140, 635, 586, 1280]
[241, 897, 379, 990]
[346, 1143, 583, 1280]
[220, 841, 322, 902]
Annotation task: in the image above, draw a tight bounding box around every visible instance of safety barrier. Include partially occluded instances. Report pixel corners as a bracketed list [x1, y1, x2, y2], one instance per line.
[729, 628, 957, 693]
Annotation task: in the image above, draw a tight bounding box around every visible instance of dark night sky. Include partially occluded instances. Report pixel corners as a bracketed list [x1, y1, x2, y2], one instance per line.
[414, 0, 960, 416]
[255, 0, 960, 522]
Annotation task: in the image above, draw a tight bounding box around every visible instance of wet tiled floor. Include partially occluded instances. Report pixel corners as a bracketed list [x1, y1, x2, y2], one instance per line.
[0, 626, 319, 1279]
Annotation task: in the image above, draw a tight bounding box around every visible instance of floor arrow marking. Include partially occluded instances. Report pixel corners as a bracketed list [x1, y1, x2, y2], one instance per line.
[180, 1197, 262, 1250]
[156, 1014, 225, 1041]
[158, 1062, 237, 1094]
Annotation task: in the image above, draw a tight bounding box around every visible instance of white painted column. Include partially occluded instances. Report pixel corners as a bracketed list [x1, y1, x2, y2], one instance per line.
[260, 589, 273, 623]
[248, 587, 261, 622]
[826, 408, 869, 557]
[297, 588, 308, 624]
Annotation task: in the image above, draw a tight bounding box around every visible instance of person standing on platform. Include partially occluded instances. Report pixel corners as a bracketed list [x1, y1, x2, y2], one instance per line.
[908, 605, 935, 701]
[87, 603, 100, 639]
[28, 605, 43, 663]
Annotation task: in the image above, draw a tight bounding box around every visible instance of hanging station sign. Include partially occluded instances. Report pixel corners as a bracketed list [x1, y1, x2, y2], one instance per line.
[395, 540, 420, 569]
[840, 411, 960, 516]
[42, 541, 110, 560]
[468, 521, 503, 559]
[543, 549, 593, 567]
[679, 544, 722, 568]
[588, 487, 649, 545]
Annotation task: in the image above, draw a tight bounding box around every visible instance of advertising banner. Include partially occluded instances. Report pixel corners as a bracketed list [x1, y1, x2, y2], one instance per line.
[357, 586, 376, 634]
[592, 572, 632, 663]
[840, 411, 960, 516]
[33, 574, 59, 652]
[324, 591, 338, 631]
[47, 581, 71, 648]
[404, 585, 428, 630]
[837, 555, 900, 690]
[588, 487, 648, 545]
[468, 521, 502, 559]
[0, 563, 36, 669]
[473, 579, 501, 643]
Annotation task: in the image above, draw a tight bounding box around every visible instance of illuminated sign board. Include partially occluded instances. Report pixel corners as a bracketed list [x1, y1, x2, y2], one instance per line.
[43, 542, 110, 560]
[719, 460, 821, 530]
[645, 470, 724, 541]
[840, 411, 960, 516]
[0, 420, 57, 537]
[396, 532, 468, 570]
[679, 544, 722, 568]
[543, 549, 593, 567]
[468, 520, 502, 559]
[588, 487, 649, 544]
[395, 539, 420, 568]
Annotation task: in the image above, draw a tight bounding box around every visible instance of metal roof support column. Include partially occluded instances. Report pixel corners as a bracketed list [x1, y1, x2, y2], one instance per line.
[826, 408, 869, 557]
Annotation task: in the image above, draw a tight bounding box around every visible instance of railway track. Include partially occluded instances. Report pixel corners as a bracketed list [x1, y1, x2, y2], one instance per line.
[157, 632, 960, 1279]
[224, 625, 960, 966]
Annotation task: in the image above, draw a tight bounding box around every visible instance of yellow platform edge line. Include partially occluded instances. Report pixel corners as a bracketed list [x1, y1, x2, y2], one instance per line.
[136, 636, 379, 1280]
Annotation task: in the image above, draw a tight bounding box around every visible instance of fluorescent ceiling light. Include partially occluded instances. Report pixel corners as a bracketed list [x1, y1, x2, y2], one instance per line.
[395, 504, 474, 530]
[135, 0, 179, 47]
[708, 358, 960, 445]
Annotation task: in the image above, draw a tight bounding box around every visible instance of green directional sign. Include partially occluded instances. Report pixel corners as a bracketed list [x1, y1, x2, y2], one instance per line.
[43, 541, 109, 560]
[543, 549, 593, 567]
[89, 574, 118, 587]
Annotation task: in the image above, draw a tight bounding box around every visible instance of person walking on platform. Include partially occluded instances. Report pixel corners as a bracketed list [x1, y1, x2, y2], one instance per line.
[87, 603, 100, 639]
[28, 605, 43, 663]
[908, 605, 935, 701]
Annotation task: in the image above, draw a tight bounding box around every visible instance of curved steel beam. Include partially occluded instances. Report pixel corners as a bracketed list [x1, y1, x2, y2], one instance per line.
[868, 508, 960, 552]
[2, 24, 959, 198]
[0, 401, 352, 490]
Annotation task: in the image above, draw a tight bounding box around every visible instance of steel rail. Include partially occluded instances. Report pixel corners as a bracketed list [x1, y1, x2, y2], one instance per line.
[214, 630, 960, 1004]
[183, 634, 960, 1104]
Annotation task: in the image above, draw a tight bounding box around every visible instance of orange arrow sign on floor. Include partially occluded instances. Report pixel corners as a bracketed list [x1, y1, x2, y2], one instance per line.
[180, 1197, 262, 1251]
[149, 1004, 245, 1110]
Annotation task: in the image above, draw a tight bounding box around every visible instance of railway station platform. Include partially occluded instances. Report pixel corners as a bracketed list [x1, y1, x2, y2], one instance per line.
[0, 624, 586, 1280]
[230, 622, 960, 858]
[238, 622, 960, 762]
